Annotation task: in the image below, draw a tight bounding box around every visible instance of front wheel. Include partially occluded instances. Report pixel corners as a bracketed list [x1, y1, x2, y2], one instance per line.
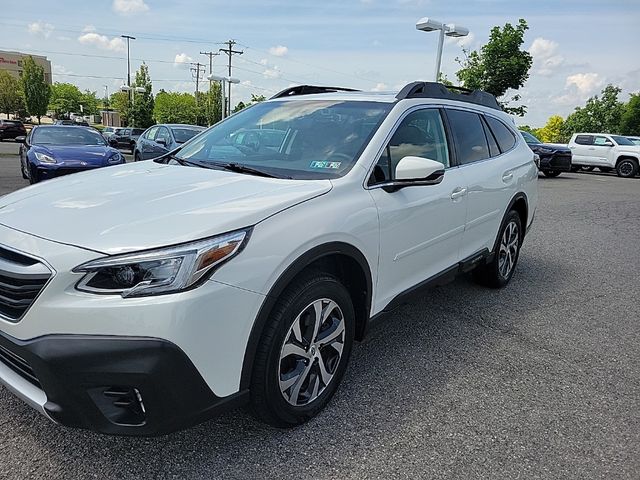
[134, 152, 142, 162]
[249, 271, 355, 427]
[616, 159, 638, 178]
[473, 210, 522, 288]
[542, 170, 561, 178]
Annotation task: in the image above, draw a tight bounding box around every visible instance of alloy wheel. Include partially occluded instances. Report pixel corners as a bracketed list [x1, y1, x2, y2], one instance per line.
[498, 221, 519, 279]
[278, 298, 345, 407]
[618, 161, 634, 177]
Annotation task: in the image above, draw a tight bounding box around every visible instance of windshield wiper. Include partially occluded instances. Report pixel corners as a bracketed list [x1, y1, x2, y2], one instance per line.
[165, 154, 210, 169]
[209, 162, 290, 179]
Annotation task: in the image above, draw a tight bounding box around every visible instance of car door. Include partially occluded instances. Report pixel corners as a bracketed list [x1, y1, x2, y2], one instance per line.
[153, 126, 172, 157]
[570, 135, 594, 165]
[591, 135, 613, 165]
[368, 107, 468, 311]
[140, 126, 160, 159]
[449, 110, 519, 258]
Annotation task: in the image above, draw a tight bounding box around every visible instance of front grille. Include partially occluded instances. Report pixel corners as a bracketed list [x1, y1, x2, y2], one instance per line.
[0, 246, 52, 322]
[0, 343, 41, 388]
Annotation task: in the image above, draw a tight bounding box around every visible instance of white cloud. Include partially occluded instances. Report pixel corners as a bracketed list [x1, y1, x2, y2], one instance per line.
[259, 58, 269, 66]
[174, 53, 193, 68]
[78, 31, 126, 52]
[565, 73, 604, 95]
[83, 25, 96, 33]
[529, 37, 566, 76]
[27, 21, 54, 38]
[52, 64, 73, 75]
[268, 45, 288, 57]
[371, 82, 388, 92]
[113, 0, 149, 15]
[446, 32, 475, 49]
[263, 66, 282, 79]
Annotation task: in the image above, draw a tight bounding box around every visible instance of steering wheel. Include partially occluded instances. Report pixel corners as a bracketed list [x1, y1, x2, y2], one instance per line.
[326, 153, 351, 163]
[242, 131, 261, 152]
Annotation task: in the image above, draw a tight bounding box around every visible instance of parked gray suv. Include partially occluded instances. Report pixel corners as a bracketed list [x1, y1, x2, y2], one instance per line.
[134, 124, 204, 161]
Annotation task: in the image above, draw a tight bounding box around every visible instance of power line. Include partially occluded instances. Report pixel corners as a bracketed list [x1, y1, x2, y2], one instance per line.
[219, 40, 243, 115]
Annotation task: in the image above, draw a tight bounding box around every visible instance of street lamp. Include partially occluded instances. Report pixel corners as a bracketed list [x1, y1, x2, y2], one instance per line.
[207, 74, 240, 120]
[416, 17, 469, 81]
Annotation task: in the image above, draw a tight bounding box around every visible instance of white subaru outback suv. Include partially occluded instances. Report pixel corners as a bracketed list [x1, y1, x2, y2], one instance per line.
[0, 82, 537, 435]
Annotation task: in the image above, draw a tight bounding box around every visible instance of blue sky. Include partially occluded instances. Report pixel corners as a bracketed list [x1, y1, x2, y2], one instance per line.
[2, 0, 639, 125]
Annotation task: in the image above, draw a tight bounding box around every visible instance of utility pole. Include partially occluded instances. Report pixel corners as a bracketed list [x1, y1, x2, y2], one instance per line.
[190, 62, 206, 124]
[219, 40, 243, 116]
[121, 35, 136, 110]
[201, 51, 220, 125]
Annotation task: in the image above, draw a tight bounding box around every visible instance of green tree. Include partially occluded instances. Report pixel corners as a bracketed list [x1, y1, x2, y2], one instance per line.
[130, 63, 155, 128]
[110, 91, 130, 125]
[619, 94, 640, 136]
[153, 91, 197, 124]
[21, 56, 50, 124]
[518, 125, 537, 136]
[562, 84, 624, 138]
[0, 71, 23, 118]
[49, 82, 83, 117]
[80, 90, 100, 116]
[456, 19, 533, 116]
[232, 94, 267, 114]
[536, 115, 565, 143]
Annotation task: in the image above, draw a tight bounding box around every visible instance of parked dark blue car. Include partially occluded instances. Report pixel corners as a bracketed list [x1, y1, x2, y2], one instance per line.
[133, 124, 204, 162]
[18, 126, 125, 184]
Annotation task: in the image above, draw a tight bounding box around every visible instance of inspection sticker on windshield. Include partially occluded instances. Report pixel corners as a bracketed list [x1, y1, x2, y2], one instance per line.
[310, 161, 341, 169]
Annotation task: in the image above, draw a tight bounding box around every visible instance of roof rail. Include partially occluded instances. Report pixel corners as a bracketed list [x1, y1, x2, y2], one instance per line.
[396, 82, 501, 111]
[270, 85, 360, 99]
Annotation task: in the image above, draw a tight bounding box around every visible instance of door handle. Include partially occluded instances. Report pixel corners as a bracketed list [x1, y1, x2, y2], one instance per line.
[502, 172, 514, 182]
[450, 187, 467, 200]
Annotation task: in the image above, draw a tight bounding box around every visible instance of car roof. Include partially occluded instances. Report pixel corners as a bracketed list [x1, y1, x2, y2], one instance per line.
[161, 124, 205, 128]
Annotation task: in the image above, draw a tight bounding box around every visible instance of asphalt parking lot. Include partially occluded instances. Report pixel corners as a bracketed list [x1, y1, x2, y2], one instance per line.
[0, 140, 638, 479]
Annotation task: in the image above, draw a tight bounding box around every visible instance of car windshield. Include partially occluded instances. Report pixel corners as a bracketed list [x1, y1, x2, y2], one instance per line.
[611, 135, 634, 146]
[172, 127, 204, 144]
[173, 100, 392, 179]
[628, 137, 640, 145]
[520, 131, 541, 144]
[31, 127, 107, 146]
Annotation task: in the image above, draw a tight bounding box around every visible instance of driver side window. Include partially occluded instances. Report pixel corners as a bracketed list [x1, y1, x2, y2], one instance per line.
[370, 108, 449, 185]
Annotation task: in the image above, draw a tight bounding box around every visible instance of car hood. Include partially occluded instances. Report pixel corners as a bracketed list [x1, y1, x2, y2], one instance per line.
[531, 143, 571, 153]
[32, 145, 119, 166]
[0, 161, 332, 254]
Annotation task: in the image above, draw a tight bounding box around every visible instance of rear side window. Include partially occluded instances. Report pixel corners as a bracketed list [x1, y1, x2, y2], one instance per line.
[446, 109, 489, 165]
[575, 135, 592, 145]
[485, 116, 516, 153]
[132, 129, 145, 135]
[481, 118, 500, 157]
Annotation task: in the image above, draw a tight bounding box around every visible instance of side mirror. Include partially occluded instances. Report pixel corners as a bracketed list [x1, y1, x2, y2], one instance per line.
[603, 141, 613, 147]
[14, 136, 26, 144]
[156, 138, 167, 146]
[108, 137, 119, 147]
[383, 156, 445, 192]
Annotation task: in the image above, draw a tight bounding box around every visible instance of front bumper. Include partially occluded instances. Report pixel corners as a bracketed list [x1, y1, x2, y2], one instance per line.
[0, 331, 248, 435]
[32, 162, 124, 182]
[539, 153, 572, 172]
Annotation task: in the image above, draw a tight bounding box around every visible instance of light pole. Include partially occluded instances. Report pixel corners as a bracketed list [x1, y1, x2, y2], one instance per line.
[121, 35, 136, 121]
[207, 75, 240, 120]
[416, 17, 469, 82]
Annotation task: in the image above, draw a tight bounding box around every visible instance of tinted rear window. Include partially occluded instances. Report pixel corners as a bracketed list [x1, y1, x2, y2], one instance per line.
[575, 135, 592, 145]
[446, 109, 490, 165]
[485, 116, 516, 153]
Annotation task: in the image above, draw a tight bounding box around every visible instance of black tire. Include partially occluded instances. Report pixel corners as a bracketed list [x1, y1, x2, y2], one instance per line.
[542, 170, 561, 178]
[20, 160, 28, 180]
[616, 158, 638, 178]
[28, 166, 37, 184]
[249, 270, 355, 427]
[134, 152, 142, 162]
[580, 166, 594, 172]
[473, 210, 522, 288]
[599, 167, 612, 173]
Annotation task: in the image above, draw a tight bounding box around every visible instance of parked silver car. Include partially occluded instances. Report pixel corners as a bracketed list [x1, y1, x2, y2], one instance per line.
[133, 124, 205, 161]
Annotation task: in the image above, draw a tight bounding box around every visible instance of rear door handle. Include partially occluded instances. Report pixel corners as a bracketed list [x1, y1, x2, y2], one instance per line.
[450, 187, 467, 200]
[502, 172, 514, 182]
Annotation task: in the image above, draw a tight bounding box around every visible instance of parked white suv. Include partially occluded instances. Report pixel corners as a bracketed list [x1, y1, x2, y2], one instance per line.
[0, 82, 537, 435]
[568, 133, 640, 177]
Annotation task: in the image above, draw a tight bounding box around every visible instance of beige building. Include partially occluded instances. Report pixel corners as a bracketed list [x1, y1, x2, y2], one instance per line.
[0, 50, 52, 84]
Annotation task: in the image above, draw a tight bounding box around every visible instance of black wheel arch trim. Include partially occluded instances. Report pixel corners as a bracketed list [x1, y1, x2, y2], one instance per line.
[239, 241, 373, 391]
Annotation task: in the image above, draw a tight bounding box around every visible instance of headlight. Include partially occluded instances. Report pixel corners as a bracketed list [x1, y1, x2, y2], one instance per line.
[537, 147, 554, 154]
[35, 152, 56, 164]
[73, 229, 250, 297]
[108, 152, 125, 164]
